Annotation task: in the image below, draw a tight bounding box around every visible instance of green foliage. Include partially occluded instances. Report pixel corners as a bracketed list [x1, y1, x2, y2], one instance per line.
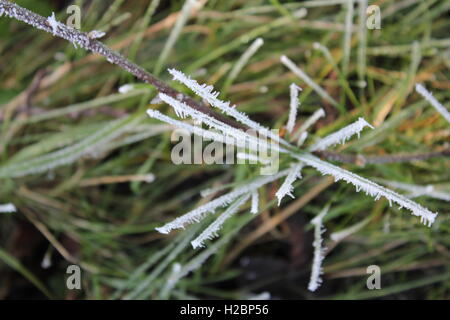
[0, 0, 448, 300]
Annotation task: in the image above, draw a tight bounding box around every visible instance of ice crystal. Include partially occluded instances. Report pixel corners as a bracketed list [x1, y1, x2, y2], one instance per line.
[251, 191, 259, 214]
[191, 194, 250, 249]
[275, 163, 304, 205]
[155, 169, 290, 234]
[308, 205, 328, 292]
[168, 69, 292, 148]
[310, 117, 374, 151]
[286, 84, 301, 134]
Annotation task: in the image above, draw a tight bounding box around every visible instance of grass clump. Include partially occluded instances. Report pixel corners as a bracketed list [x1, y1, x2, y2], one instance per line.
[0, 0, 449, 300]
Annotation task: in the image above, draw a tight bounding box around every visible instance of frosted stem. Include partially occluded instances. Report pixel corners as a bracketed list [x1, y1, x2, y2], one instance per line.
[379, 179, 450, 202]
[415, 84, 450, 123]
[330, 216, 371, 242]
[297, 131, 308, 146]
[224, 38, 264, 92]
[147, 109, 230, 145]
[191, 194, 250, 249]
[158, 93, 285, 154]
[294, 153, 438, 226]
[0, 203, 16, 213]
[153, 0, 199, 75]
[168, 68, 292, 148]
[293, 108, 325, 145]
[275, 163, 304, 205]
[286, 84, 302, 133]
[156, 169, 290, 234]
[342, 0, 354, 76]
[308, 205, 329, 292]
[280, 55, 339, 108]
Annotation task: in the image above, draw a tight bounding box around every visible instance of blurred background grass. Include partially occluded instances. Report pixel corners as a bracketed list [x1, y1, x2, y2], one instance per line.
[0, 0, 449, 299]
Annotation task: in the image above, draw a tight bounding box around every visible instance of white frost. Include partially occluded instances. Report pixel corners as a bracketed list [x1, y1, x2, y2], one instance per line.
[251, 191, 259, 214]
[415, 83, 450, 123]
[147, 109, 229, 145]
[281, 55, 339, 108]
[157, 93, 285, 154]
[155, 169, 290, 234]
[295, 108, 325, 146]
[310, 117, 374, 151]
[275, 163, 304, 205]
[0, 203, 16, 213]
[237, 152, 270, 165]
[47, 12, 59, 35]
[168, 69, 292, 148]
[294, 153, 438, 226]
[88, 30, 106, 39]
[330, 216, 371, 242]
[308, 205, 329, 292]
[191, 194, 250, 249]
[286, 83, 301, 134]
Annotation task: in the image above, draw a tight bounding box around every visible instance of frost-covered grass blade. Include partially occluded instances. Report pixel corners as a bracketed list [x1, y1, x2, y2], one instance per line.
[294, 153, 437, 226]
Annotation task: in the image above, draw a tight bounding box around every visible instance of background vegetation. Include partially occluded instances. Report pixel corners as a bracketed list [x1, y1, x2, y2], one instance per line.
[0, 0, 449, 299]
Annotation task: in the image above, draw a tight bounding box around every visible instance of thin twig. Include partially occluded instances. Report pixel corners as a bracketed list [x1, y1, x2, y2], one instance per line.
[0, 0, 245, 129]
